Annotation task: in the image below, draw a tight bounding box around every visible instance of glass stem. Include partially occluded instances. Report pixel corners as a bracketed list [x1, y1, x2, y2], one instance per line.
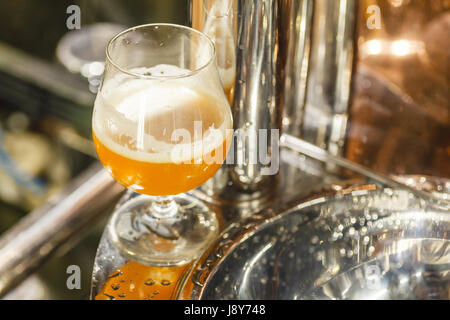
[149, 196, 179, 220]
[135, 196, 180, 240]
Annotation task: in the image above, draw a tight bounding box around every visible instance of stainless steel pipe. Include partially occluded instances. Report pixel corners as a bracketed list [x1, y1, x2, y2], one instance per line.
[301, 0, 357, 158]
[190, 0, 357, 195]
[0, 162, 125, 297]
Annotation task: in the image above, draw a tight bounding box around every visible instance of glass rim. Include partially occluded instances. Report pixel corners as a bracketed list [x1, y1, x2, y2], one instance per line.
[106, 23, 216, 80]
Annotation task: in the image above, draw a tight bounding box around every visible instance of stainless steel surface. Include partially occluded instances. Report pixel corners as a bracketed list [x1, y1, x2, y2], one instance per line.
[193, 0, 282, 197]
[282, 0, 313, 138]
[178, 179, 449, 300]
[228, 0, 281, 193]
[191, 0, 357, 196]
[0, 162, 125, 297]
[281, 133, 450, 210]
[302, 0, 357, 158]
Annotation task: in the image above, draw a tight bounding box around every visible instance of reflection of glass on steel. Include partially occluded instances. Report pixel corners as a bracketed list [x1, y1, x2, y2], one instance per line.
[201, 0, 236, 105]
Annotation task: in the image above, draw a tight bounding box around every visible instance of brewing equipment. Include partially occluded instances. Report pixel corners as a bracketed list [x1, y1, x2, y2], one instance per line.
[0, 0, 448, 300]
[91, 0, 449, 300]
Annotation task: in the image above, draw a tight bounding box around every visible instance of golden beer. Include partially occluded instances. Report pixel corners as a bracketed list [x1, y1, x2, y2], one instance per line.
[93, 66, 232, 196]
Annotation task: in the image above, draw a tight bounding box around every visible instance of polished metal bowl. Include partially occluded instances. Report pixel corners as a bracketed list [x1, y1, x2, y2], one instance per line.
[179, 179, 449, 300]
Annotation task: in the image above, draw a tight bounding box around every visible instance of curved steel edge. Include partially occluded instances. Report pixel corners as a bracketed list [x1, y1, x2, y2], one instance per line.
[176, 175, 449, 300]
[176, 178, 378, 299]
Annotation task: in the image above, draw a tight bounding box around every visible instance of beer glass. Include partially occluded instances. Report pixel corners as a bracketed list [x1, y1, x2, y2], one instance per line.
[92, 24, 232, 265]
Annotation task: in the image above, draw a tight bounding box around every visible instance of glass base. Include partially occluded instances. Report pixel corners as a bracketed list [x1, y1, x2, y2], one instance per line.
[108, 193, 219, 266]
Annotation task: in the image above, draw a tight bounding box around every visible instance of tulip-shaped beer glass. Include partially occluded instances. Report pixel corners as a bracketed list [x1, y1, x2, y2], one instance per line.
[92, 24, 232, 265]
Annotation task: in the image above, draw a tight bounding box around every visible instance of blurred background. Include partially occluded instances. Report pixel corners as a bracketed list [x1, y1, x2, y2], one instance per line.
[0, 0, 448, 299]
[0, 0, 188, 299]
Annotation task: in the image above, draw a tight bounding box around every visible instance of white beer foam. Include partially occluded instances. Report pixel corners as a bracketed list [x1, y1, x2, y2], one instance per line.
[93, 65, 231, 163]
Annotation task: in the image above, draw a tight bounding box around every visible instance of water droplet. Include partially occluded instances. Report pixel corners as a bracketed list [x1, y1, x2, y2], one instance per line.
[103, 293, 115, 300]
[348, 227, 355, 236]
[111, 283, 120, 290]
[360, 226, 368, 235]
[144, 279, 155, 286]
[160, 279, 171, 286]
[108, 271, 122, 279]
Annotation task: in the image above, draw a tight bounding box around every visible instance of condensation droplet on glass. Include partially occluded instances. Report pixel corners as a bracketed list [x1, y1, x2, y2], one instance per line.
[108, 270, 123, 279]
[160, 279, 171, 286]
[103, 293, 115, 300]
[111, 283, 120, 290]
[145, 279, 155, 286]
